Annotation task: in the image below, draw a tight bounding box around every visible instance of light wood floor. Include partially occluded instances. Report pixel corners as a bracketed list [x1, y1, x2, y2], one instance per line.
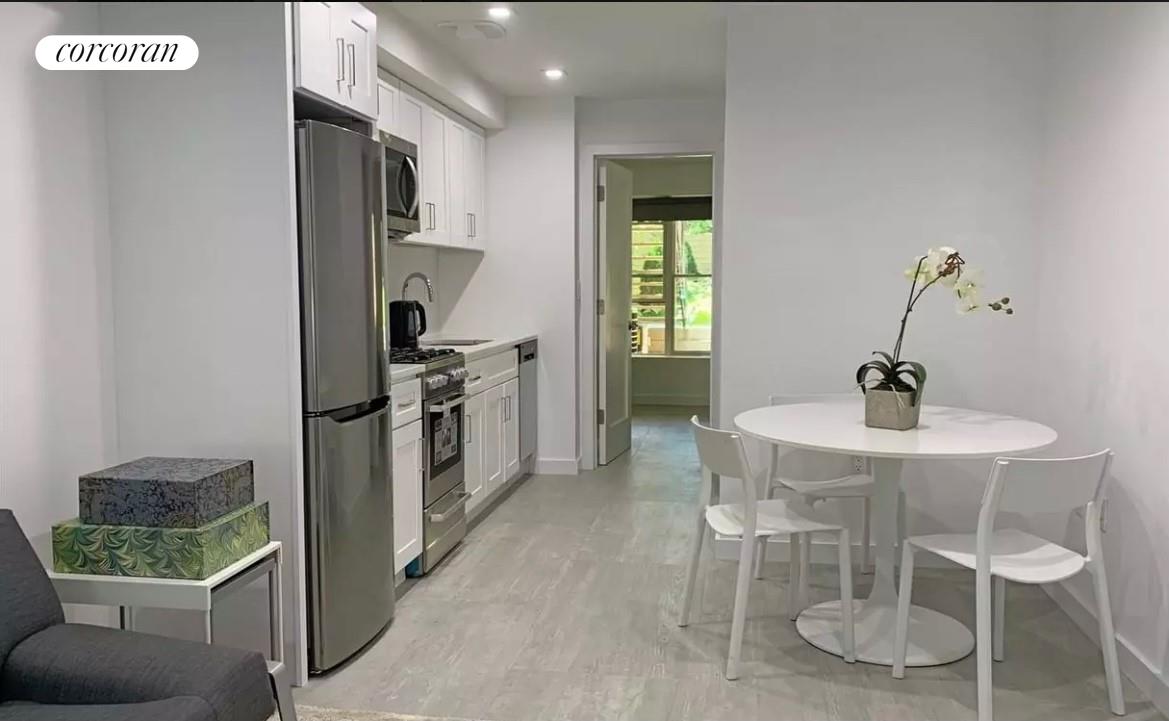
[297, 405, 1162, 721]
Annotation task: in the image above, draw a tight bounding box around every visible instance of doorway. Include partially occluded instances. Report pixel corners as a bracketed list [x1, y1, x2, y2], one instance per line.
[595, 155, 716, 465]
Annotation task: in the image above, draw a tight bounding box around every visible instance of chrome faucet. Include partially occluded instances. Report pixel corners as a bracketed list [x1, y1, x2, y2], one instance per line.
[402, 272, 434, 301]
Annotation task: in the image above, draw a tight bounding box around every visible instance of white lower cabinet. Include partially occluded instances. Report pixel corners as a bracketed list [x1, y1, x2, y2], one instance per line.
[464, 392, 485, 513]
[483, 384, 505, 496]
[462, 350, 524, 518]
[392, 419, 423, 574]
[503, 378, 520, 480]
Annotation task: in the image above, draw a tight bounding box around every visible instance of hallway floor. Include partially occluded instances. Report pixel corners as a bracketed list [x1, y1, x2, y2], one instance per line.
[296, 406, 1161, 721]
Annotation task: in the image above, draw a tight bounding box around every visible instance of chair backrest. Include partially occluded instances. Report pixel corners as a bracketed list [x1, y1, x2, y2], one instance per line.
[768, 394, 863, 479]
[0, 509, 65, 668]
[690, 416, 760, 510]
[977, 451, 1113, 554]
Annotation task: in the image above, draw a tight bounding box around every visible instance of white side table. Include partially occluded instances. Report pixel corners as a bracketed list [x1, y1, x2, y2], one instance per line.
[48, 541, 296, 720]
[735, 401, 1057, 667]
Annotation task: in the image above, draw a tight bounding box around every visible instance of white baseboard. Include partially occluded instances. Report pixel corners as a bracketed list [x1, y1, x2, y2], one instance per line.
[633, 394, 710, 407]
[1044, 580, 1169, 717]
[534, 456, 579, 475]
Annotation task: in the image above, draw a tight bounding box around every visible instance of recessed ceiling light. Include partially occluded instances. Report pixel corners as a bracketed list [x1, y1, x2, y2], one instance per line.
[488, 6, 512, 20]
[543, 68, 565, 80]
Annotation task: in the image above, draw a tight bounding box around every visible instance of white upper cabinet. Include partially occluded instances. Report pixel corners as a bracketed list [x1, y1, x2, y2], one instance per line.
[388, 83, 486, 252]
[417, 100, 449, 242]
[465, 130, 486, 251]
[376, 77, 398, 136]
[395, 86, 423, 146]
[446, 120, 468, 247]
[292, 2, 377, 120]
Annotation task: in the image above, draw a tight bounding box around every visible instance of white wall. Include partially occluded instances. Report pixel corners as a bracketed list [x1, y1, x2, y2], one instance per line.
[387, 243, 441, 325]
[576, 97, 725, 147]
[622, 157, 714, 198]
[720, 2, 1044, 532]
[1031, 4, 1169, 708]
[632, 357, 710, 407]
[438, 98, 578, 473]
[99, 2, 304, 677]
[0, 3, 117, 558]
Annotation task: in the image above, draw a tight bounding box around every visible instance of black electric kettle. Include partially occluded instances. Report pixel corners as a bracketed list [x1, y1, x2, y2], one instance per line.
[389, 300, 427, 349]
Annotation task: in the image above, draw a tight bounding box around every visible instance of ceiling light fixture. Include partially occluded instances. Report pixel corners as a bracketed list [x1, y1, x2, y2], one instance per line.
[488, 6, 512, 20]
[543, 68, 565, 80]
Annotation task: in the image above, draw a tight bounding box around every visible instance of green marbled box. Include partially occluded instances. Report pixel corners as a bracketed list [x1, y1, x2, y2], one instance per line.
[52, 502, 269, 580]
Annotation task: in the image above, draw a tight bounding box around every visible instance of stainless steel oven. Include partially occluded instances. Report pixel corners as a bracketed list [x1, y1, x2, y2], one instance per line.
[379, 131, 419, 237]
[417, 353, 470, 573]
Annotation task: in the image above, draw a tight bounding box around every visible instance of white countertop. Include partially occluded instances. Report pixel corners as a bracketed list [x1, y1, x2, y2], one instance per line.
[390, 363, 424, 383]
[420, 334, 537, 362]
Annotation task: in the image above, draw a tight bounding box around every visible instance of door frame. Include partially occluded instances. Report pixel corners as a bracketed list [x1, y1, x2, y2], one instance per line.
[576, 142, 723, 471]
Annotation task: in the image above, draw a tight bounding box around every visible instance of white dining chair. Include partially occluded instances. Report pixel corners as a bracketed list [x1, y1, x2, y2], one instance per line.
[679, 416, 855, 680]
[892, 450, 1125, 721]
[755, 394, 907, 588]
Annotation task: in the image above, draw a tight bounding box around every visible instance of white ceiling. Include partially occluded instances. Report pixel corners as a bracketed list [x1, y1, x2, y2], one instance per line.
[388, 2, 727, 99]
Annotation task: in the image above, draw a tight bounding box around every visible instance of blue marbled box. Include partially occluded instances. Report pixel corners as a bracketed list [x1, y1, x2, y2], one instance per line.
[78, 457, 254, 528]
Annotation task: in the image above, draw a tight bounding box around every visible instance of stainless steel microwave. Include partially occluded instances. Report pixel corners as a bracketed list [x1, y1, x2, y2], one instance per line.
[379, 131, 420, 237]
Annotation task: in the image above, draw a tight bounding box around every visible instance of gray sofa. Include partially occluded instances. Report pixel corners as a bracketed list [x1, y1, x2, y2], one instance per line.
[0, 509, 276, 721]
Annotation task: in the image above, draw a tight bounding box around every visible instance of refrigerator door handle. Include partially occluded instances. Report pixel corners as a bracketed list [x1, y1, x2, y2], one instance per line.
[324, 396, 390, 423]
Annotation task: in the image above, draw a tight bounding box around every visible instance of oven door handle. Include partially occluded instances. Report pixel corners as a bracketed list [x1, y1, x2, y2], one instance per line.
[427, 395, 467, 414]
[429, 491, 470, 523]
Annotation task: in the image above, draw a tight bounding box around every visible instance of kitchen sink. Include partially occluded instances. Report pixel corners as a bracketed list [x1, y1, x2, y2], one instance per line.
[422, 339, 493, 346]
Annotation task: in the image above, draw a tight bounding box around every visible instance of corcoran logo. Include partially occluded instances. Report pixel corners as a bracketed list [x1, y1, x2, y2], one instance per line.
[35, 35, 198, 70]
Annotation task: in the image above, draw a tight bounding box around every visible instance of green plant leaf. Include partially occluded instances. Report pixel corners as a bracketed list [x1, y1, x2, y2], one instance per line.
[871, 350, 896, 367]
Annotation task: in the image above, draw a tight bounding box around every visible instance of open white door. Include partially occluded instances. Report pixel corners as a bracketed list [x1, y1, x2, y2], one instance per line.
[597, 161, 634, 465]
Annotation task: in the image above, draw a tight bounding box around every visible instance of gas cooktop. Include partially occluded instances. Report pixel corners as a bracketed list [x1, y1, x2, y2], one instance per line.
[390, 347, 458, 365]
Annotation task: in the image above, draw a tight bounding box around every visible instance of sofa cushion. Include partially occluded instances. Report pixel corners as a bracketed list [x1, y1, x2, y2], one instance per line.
[0, 510, 65, 672]
[1, 624, 273, 721]
[0, 697, 213, 721]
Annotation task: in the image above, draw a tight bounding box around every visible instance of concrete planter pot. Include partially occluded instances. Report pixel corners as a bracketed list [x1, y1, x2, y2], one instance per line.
[864, 388, 922, 430]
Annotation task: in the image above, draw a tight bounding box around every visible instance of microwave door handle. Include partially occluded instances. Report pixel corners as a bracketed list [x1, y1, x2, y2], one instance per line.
[402, 156, 420, 218]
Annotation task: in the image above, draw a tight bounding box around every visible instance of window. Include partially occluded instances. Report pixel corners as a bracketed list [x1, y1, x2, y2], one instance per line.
[632, 218, 713, 356]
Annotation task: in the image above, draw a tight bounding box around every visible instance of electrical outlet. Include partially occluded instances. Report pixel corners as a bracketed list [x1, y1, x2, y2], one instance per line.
[853, 456, 865, 474]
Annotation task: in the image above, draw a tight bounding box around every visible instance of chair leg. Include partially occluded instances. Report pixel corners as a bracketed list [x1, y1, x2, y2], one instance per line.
[787, 532, 802, 621]
[892, 542, 916, 679]
[1090, 559, 1126, 715]
[755, 486, 775, 579]
[976, 566, 994, 721]
[726, 531, 757, 680]
[861, 496, 872, 574]
[798, 531, 811, 608]
[837, 527, 855, 662]
[754, 537, 767, 580]
[269, 662, 298, 721]
[679, 513, 708, 627]
[993, 576, 1005, 662]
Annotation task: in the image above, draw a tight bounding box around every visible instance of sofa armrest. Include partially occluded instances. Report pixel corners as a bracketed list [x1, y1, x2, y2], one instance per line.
[0, 624, 273, 721]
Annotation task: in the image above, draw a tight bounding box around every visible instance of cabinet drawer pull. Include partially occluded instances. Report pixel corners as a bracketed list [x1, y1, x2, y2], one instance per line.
[465, 413, 472, 445]
[396, 394, 417, 410]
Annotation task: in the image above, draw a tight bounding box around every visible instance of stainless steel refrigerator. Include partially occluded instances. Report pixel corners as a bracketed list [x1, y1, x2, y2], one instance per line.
[296, 120, 393, 674]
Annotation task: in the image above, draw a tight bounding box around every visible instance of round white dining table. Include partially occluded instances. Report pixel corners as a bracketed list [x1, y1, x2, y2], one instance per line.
[733, 400, 1057, 667]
